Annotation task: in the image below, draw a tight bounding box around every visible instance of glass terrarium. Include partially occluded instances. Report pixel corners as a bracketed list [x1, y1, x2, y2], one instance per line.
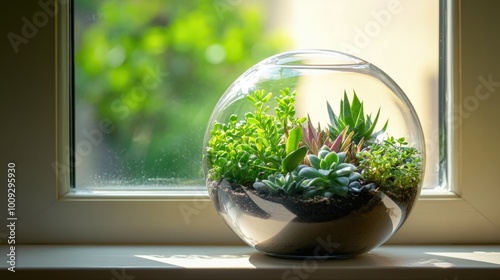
[203, 50, 425, 259]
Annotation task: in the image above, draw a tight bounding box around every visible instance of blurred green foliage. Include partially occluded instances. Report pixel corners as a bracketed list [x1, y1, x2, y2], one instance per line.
[74, 0, 289, 182]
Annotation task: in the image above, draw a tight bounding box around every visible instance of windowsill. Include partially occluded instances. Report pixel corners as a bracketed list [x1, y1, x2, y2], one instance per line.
[1, 245, 499, 279]
[63, 186, 457, 200]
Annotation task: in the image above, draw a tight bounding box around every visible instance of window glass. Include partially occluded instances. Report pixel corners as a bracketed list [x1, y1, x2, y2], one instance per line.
[74, 0, 439, 190]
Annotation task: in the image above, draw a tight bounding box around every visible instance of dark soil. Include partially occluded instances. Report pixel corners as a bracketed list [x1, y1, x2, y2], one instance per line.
[208, 179, 419, 258]
[209, 179, 419, 221]
[249, 186, 381, 222]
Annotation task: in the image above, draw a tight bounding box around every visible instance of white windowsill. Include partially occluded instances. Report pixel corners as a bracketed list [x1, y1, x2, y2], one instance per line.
[63, 186, 456, 200]
[1, 245, 499, 279]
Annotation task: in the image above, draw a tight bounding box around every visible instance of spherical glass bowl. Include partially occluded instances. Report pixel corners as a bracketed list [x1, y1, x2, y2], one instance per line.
[203, 50, 425, 259]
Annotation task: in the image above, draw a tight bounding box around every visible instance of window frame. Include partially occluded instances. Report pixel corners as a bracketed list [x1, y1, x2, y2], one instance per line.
[5, 0, 499, 244]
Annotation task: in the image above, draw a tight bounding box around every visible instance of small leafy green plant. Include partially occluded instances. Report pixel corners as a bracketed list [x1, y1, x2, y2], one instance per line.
[206, 88, 305, 185]
[358, 137, 422, 190]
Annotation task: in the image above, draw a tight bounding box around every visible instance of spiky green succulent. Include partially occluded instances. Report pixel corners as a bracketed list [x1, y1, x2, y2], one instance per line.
[328, 91, 388, 144]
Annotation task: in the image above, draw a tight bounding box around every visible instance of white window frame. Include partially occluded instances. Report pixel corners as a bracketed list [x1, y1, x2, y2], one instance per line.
[4, 0, 499, 244]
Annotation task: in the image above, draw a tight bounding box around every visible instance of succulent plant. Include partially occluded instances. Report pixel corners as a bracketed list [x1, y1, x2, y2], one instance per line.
[253, 172, 306, 195]
[302, 119, 364, 164]
[253, 144, 363, 199]
[329, 126, 365, 164]
[328, 91, 388, 144]
[301, 116, 330, 156]
[298, 146, 361, 198]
